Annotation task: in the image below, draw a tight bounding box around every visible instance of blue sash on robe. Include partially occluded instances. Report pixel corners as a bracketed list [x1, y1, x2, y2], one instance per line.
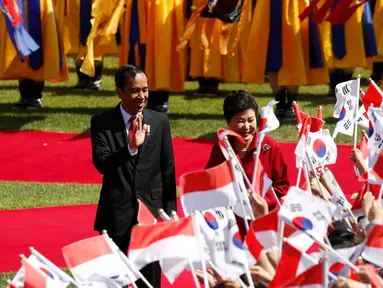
[0, 0, 39, 61]
[331, 0, 346, 59]
[28, 0, 43, 69]
[80, 0, 91, 46]
[128, 0, 146, 68]
[309, 13, 324, 68]
[362, 1, 377, 57]
[265, 0, 282, 72]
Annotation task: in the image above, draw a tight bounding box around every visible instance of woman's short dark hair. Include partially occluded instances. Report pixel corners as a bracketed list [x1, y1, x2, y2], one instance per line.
[115, 64, 145, 90]
[223, 90, 259, 121]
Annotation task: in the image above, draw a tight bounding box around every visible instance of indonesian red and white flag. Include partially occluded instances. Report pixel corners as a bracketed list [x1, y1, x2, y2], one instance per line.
[137, 199, 160, 225]
[217, 129, 245, 160]
[258, 100, 280, 134]
[179, 161, 238, 215]
[279, 187, 336, 243]
[253, 160, 273, 197]
[62, 235, 136, 286]
[129, 215, 207, 271]
[361, 224, 383, 267]
[21, 257, 64, 288]
[9, 253, 72, 288]
[362, 80, 383, 111]
[299, 112, 325, 133]
[279, 263, 324, 288]
[269, 240, 317, 288]
[295, 116, 311, 169]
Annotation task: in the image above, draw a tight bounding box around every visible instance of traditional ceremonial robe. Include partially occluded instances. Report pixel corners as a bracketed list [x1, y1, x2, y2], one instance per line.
[205, 133, 290, 210]
[119, 0, 186, 92]
[243, 0, 328, 86]
[54, 0, 120, 56]
[182, 0, 252, 83]
[319, 0, 377, 69]
[0, 0, 68, 81]
[370, 0, 383, 71]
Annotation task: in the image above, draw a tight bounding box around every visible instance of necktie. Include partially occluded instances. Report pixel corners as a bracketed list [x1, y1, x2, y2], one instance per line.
[128, 116, 137, 143]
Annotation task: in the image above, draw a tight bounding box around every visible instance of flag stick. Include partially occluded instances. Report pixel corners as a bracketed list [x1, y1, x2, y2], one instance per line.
[270, 187, 281, 207]
[278, 220, 285, 261]
[317, 105, 323, 119]
[224, 137, 255, 227]
[223, 137, 258, 198]
[192, 213, 210, 288]
[353, 76, 361, 149]
[102, 230, 152, 288]
[158, 208, 171, 221]
[378, 185, 383, 207]
[251, 133, 265, 188]
[228, 154, 252, 230]
[322, 252, 329, 288]
[303, 160, 313, 195]
[296, 167, 303, 187]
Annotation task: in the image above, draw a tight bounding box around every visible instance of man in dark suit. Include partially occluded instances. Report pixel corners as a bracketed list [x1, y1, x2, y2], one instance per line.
[90, 64, 177, 287]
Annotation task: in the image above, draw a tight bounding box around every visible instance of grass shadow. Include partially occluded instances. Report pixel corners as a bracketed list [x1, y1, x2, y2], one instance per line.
[168, 112, 222, 120]
[0, 115, 46, 131]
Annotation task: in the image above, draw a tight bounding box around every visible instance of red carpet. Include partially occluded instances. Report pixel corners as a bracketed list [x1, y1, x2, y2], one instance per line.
[0, 201, 196, 287]
[0, 131, 361, 193]
[0, 131, 362, 278]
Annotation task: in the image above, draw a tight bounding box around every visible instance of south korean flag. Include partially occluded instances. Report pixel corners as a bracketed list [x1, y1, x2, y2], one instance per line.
[333, 80, 359, 138]
[306, 129, 338, 168]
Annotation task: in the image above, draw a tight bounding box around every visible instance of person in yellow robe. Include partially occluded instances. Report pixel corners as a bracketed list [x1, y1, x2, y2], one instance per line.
[178, 0, 252, 96]
[243, 0, 328, 120]
[370, 0, 383, 86]
[54, 0, 122, 90]
[119, 0, 187, 113]
[0, 0, 68, 108]
[319, 1, 377, 99]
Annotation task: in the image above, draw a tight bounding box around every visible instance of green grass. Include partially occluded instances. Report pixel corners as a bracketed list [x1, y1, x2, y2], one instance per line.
[0, 182, 180, 210]
[0, 182, 100, 210]
[0, 57, 372, 143]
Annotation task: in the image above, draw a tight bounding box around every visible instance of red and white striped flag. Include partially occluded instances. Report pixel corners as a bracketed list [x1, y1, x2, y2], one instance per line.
[137, 199, 161, 225]
[62, 235, 136, 286]
[362, 80, 383, 110]
[129, 215, 208, 271]
[179, 161, 238, 215]
[361, 224, 383, 267]
[269, 240, 317, 288]
[217, 129, 245, 160]
[280, 263, 324, 288]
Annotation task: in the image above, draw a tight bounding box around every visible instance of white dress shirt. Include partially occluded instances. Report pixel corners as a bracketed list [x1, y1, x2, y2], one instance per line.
[120, 104, 142, 156]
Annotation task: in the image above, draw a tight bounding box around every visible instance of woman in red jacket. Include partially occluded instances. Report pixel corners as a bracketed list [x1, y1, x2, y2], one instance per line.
[205, 90, 290, 213]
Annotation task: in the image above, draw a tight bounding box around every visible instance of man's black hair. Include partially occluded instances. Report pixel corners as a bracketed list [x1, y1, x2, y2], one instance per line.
[223, 90, 259, 121]
[115, 64, 145, 90]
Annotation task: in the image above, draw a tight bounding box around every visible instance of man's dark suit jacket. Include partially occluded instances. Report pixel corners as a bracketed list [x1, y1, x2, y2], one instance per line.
[90, 104, 177, 238]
